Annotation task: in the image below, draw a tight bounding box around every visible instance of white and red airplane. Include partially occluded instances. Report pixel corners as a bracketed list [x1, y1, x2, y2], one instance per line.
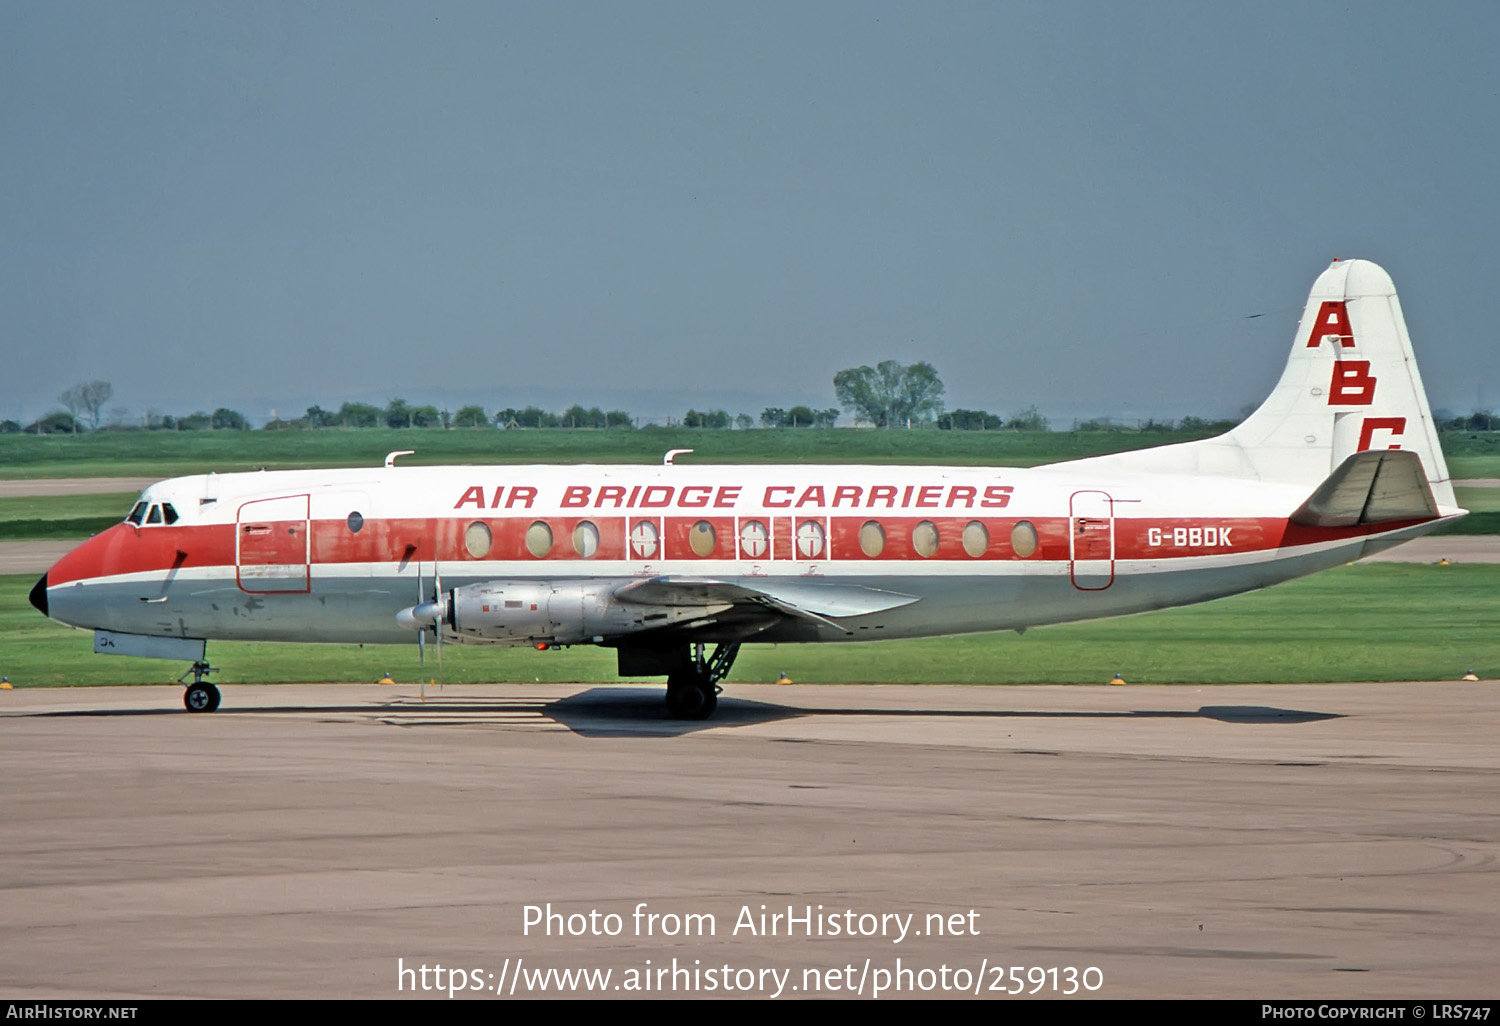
[30, 259, 1463, 718]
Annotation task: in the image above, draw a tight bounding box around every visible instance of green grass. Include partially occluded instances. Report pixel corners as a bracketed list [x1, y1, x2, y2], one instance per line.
[0, 427, 1228, 479]
[3, 565, 1494, 689]
[0, 492, 136, 540]
[1449, 457, 1500, 479]
[1454, 487, 1500, 512]
[1428, 486, 1500, 535]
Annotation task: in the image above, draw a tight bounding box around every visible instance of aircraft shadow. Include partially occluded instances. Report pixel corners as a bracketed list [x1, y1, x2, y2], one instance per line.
[542, 690, 1341, 738]
[10, 690, 1340, 738]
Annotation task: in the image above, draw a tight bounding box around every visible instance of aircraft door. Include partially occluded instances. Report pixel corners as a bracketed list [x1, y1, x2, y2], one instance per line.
[1069, 490, 1114, 591]
[237, 495, 311, 593]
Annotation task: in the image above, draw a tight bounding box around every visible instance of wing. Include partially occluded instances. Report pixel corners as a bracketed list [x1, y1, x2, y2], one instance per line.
[612, 576, 921, 637]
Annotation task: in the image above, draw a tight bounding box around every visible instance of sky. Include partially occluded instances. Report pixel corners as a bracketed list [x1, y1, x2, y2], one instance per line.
[2, 1, 1496, 428]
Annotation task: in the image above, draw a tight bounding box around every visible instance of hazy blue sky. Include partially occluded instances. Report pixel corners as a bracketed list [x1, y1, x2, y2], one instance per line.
[3, 1, 1496, 427]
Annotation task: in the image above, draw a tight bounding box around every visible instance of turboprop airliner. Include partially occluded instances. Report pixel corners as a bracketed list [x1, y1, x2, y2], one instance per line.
[29, 259, 1463, 718]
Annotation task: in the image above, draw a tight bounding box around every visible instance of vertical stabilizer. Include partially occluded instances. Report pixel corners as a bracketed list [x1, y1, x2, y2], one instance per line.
[1056, 259, 1456, 508]
[1226, 259, 1454, 505]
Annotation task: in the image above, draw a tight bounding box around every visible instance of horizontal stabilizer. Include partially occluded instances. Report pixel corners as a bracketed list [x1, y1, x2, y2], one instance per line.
[1290, 450, 1438, 528]
[614, 576, 920, 633]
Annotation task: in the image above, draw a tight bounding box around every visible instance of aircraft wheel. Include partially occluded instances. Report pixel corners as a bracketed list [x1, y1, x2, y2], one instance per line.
[184, 682, 221, 713]
[665, 674, 717, 720]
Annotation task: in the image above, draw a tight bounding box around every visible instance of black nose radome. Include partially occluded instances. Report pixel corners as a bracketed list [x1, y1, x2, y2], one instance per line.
[29, 574, 48, 617]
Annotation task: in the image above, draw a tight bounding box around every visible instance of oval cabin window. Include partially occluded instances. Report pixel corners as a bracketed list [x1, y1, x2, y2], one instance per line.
[962, 521, 988, 558]
[912, 521, 939, 558]
[795, 520, 825, 559]
[465, 521, 493, 558]
[689, 520, 716, 557]
[525, 521, 553, 558]
[629, 520, 659, 559]
[739, 520, 768, 558]
[573, 521, 600, 558]
[1011, 520, 1039, 558]
[859, 521, 885, 557]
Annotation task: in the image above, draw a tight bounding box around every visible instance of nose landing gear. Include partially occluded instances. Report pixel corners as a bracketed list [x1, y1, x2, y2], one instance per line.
[179, 660, 221, 713]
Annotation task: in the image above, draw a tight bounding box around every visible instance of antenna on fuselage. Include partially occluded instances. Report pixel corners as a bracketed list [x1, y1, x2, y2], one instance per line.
[663, 448, 693, 466]
[385, 450, 415, 467]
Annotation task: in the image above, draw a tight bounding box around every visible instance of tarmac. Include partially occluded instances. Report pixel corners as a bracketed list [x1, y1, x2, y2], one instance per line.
[1, 681, 1496, 1000]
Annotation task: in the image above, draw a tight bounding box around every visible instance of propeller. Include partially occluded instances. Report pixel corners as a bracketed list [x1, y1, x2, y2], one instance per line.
[394, 556, 448, 676]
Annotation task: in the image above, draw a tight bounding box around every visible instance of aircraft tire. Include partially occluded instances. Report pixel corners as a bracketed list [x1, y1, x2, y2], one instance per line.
[184, 682, 221, 713]
[665, 674, 717, 720]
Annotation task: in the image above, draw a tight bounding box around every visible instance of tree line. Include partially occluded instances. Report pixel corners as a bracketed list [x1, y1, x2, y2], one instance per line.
[20, 368, 1489, 437]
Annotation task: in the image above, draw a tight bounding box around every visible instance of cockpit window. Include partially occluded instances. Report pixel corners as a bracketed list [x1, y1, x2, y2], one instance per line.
[160, 503, 179, 526]
[126, 502, 148, 526]
[146, 505, 163, 525]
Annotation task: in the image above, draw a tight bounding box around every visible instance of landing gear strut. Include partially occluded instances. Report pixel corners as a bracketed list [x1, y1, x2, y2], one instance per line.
[179, 660, 221, 713]
[664, 642, 740, 720]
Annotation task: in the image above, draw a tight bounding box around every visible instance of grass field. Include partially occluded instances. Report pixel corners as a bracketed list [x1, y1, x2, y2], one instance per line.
[3, 564, 1493, 690]
[0, 427, 1207, 479]
[4, 425, 1496, 475]
[0, 492, 136, 540]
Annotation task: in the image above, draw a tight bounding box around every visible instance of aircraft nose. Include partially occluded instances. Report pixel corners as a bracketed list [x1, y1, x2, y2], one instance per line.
[29, 574, 48, 617]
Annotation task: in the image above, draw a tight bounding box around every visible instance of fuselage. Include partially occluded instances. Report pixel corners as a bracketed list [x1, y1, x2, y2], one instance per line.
[36, 460, 1452, 649]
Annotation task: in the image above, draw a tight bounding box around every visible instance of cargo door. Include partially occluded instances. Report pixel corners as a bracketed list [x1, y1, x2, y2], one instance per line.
[237, 495, 311, 593]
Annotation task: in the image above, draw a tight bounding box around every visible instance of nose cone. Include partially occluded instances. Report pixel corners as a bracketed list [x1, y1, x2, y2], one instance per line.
[29, 574, 49, 617]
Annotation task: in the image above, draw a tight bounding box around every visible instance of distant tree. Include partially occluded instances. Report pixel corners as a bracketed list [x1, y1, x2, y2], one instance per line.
[563, 404, 599, 428]
[760, 407, 787, 428]
[337, 402, 382, 428]
[833, 360, 945, 428]
[261, 416, 307, 431]
[942, 409, 1003, 431]
[58, 380, 113, 432]
[26, 411, 78, 434]
[605, 409, 633, 429]
[410, 404, 441, 428]
[784, 405, 816, 428]
[734, 413, 754, 430]
[683, 409, 730, 429]
[1006, 405, 1049, 432]
[509, 406, 558, 428]
[1444, 409, 1495, 432]
[453, 404, 489, 428]
[211, 408, 248, 430]
[304, 405, 336, 428]
[0, 419, 21, 433]
[177, 411, 211, 430]
[384, 398, 413, 429]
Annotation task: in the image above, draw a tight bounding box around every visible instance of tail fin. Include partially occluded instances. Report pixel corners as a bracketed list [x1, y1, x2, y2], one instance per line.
[1059, 259, 1456, 508]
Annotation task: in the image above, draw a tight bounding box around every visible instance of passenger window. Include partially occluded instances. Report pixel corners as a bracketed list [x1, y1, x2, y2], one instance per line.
[912, 521, 939, 558]
[689, 521, 716, 557]
[525, 521, 554, 558]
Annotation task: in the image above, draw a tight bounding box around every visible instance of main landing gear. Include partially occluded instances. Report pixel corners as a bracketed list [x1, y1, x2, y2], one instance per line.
[179, 660, 221, 713]
[665, 642, 740, 720]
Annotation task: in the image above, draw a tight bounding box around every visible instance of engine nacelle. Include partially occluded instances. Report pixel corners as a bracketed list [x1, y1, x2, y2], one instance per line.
[448, 580, 729, 645]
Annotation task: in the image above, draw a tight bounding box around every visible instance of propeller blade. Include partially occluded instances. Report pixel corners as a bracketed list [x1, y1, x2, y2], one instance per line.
[434, 561, 443, 666]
